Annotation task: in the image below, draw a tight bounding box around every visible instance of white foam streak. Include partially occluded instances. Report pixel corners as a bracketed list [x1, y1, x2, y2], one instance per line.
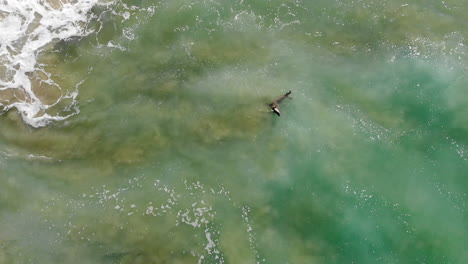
[0, 0, 101, 127]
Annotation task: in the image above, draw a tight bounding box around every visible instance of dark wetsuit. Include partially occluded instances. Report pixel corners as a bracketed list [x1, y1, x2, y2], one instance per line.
[270, 90, 291, 116]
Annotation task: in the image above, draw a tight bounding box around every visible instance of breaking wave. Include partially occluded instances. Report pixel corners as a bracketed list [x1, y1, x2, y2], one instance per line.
[0, 0, 153, 127]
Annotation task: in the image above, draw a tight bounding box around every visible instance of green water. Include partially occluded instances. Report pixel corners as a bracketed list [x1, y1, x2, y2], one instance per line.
[1, 0, 467, 263]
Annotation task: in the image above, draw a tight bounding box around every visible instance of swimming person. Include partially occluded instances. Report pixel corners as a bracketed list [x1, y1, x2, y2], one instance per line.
[269, 90, 292, 116]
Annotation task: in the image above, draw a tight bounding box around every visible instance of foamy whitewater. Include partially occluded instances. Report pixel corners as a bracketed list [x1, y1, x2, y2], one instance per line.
[0, 0, 101, 127]
[0, 0, 153, 127]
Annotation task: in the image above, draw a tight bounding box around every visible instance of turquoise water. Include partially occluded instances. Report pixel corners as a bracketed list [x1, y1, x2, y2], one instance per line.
[1, 0, 467, 263]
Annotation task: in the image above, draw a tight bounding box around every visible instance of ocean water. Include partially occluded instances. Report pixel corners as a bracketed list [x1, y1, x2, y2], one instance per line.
[0, 0, 467, 263]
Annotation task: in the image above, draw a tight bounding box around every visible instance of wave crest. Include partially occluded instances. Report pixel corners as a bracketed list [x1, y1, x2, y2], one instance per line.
[0, 0, 156, 127]
[0, 0, 105, 127]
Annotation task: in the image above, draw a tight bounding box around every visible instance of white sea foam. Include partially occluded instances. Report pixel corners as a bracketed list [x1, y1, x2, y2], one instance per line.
[66, 177, 258, 263]
[0, 0, 155, 127]
[0, 0, 106, 127]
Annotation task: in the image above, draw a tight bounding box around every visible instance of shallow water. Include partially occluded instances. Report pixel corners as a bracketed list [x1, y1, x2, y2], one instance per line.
[0, 0, 467, 263]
